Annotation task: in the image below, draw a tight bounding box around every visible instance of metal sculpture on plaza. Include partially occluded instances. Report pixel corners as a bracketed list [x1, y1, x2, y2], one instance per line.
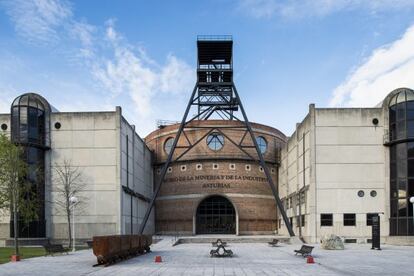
[139, 35, 295, 237]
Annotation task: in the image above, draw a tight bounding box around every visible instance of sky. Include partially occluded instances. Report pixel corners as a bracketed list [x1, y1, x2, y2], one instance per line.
[0, 0, 414, 137]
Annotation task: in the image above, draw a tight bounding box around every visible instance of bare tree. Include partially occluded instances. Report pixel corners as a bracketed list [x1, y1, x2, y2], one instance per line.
[53, 159, 87, 248]
[0, 134, 39, 258]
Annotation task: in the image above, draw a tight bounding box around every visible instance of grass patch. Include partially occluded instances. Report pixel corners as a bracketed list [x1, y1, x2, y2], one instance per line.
[0, 245, 90, 264]
[0, 247, 46, 264]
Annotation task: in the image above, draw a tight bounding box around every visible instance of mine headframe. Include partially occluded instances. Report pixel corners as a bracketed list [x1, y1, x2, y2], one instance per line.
[196, 36, 238, 120]
[138, 35, 295, 237]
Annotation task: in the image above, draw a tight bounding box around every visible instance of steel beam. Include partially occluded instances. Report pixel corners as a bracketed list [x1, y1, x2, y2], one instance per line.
[138, 37, 295, 238]
[232, 84, 295, 237]
[138, 84, 198, 234]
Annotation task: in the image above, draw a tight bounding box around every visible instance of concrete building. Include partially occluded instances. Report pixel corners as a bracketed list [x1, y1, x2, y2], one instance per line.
[278, 87, 414, 244]
[0, 93, 154, 246]
[1, 87, 414, 246]
[145, 120, 286, 235]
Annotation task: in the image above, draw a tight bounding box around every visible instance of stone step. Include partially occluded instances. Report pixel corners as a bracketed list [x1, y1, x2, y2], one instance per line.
[172, 235, 295, 246]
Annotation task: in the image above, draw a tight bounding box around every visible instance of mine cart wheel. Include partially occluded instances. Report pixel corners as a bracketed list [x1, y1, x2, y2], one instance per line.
[97, 256, 105, 264]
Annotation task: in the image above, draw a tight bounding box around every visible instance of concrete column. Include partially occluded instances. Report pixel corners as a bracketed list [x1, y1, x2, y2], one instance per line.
[115, 106, 122, 235]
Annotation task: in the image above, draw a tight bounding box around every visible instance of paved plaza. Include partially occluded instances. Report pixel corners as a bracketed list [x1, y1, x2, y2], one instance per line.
[0, 238, 414, 275]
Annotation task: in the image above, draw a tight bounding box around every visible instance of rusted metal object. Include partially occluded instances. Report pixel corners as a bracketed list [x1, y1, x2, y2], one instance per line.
[92, 234, 152, 266]
[142, 235, 152, 252]
[130, 235, 140, 254]
[120, 235, 130, 256]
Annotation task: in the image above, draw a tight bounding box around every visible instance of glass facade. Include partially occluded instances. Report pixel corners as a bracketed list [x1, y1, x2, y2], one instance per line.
[10, 93, 50, 238]
[389, 89, 414, 236]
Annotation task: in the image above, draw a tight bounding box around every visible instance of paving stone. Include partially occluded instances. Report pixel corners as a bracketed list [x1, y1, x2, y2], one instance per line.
[0, 237, 413, 275]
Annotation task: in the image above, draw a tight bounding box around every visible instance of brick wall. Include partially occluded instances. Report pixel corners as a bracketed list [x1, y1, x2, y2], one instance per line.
[146, 120, 286, 235]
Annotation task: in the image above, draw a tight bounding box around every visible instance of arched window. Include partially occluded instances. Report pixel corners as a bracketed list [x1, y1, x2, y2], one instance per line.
[388, 89, 414, 141]
[11, 93, 51, 147]
[164, 137, 174, 154]
[207, 133, 224, 151]
[256, 136, 267, 154]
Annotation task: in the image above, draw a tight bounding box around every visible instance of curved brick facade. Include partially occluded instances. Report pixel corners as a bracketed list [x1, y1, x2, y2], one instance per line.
[145, 120, 286, 235]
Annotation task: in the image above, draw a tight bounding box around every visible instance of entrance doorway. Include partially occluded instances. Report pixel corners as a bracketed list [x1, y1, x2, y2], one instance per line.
[196, 195, 236, 234]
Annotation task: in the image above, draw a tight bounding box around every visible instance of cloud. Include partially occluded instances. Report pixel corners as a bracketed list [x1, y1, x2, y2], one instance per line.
[238, 0, 279, 18]
[0, 0, 194, 134]
[238, 0, 414, 19]
[91, 21, 194, 118]
[1, 0, 72, 45]
[92, 46, 157, 117]
[0, 53, 26, 113]
[160, 55, 194, 94]
[69, 21, 96, 58]
[0, 89, 15, 113]
[329, 24, 414, 107]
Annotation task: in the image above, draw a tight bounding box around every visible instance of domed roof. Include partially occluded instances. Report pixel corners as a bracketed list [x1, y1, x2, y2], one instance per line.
[388, 88, 414, 107]
[382, 88, 414, 107]
[11, 93, 51, 112]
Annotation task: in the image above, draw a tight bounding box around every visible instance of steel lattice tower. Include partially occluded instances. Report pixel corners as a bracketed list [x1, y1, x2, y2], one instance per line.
[139, 36, 295, 237]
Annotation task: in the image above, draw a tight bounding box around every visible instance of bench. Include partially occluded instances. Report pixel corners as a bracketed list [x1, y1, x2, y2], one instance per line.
[294, 245, 314, 257]
[211, 239, 227, 247]
[43, 244, 69, 256]
[210, 245, 233, 258]
[268, 239, 279, 246]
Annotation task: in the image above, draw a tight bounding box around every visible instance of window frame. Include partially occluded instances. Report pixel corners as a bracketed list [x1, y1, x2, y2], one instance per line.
[256, 136, 268, 154]
[296, 215, 305, 227]
[320, 213, 333, 227]
[164, 137, 174, 155]
[206, 132, 224, 151]
[343, 213, 356, 226]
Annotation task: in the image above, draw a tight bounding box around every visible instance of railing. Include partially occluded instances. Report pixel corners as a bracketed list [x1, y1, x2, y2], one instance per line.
[197, 35, 233, 41]
[383, 129, 414, 145]
[383, 129, 399, 145]
[157, 120, 180, 129]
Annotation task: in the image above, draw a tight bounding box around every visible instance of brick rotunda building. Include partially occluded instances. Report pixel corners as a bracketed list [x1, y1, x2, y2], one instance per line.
[145, 120, 287, 235]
